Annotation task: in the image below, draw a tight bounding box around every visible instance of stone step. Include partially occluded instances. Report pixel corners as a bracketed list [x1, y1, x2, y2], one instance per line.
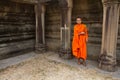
[0, 52, 37, 70]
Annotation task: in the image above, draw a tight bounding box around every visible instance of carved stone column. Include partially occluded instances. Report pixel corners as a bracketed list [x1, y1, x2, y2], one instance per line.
[59, 0, 73, 59]
[35, 3, 46, 53]
[41, 4, 46, 44]
[99, 0, 120, 72]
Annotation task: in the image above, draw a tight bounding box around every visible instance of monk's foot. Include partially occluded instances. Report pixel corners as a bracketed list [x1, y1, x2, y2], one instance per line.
[78, 61, 81, 65]
[83, 61, 87, 67]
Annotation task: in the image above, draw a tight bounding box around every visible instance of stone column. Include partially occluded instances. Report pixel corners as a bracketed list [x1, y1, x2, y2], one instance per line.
[59, 0, 73, 59]
[99, 1, 120, 72]
[35, 3, 46, 53]
[41, 5, 46, 44]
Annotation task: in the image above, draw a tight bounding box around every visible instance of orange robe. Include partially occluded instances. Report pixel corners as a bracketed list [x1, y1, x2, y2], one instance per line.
[72, 24, 88, 60]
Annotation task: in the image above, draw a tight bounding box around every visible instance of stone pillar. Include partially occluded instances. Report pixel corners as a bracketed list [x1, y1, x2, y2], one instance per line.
[59, 0, 73, 59]
[41, 5, 46, 44]
[99, 1, 120, 72]
[35, 3, 46, 53]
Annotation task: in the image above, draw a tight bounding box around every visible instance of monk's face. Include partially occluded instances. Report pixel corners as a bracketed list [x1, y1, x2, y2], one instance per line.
[76, 18, 82, 24]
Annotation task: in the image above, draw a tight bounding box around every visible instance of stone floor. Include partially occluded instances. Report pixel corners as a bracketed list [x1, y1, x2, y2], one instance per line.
[0, 51, 120, 80]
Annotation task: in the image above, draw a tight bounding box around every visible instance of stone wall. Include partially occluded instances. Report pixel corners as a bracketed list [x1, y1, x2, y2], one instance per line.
[45, 1, 61, 51]
[1, 0, 119, 64]
[117, 26, 120, 65]
[0, 0, 35, 59]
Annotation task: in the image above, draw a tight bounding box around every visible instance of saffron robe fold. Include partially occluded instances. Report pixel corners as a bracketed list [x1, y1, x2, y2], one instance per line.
[72, 24, 88, 60]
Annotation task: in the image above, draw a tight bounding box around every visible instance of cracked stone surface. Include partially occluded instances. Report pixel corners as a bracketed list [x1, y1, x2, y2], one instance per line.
[0, 52, 119, 80]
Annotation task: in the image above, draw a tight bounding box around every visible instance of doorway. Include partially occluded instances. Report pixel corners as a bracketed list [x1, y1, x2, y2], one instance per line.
[72, 0, 103, 60]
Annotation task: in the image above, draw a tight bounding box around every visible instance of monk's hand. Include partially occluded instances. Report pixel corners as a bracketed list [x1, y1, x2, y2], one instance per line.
[86, 38, 88, 42]
[78, 32, 85, 35]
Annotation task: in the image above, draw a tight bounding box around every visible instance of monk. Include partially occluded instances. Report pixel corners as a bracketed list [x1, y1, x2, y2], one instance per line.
[72, 17, 88, 66]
